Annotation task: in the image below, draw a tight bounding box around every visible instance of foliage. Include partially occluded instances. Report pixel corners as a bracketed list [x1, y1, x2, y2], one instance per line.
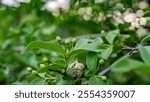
[0, 0, 150, 85]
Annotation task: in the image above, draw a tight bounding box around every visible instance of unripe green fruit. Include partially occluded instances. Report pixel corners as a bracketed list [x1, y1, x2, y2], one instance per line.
[101, 30, 105, 34]
[56, 36, 61, 41]
[65, 39, 70, 44]
[101, 76, 107, 81]
[99, 59, 105, 64]
[39, 64, 46, 69]
[72, 38, 77, 43]
[26, 67, 32, 72]
[31, 70, 38, 75]
[42, 57, 48, 62]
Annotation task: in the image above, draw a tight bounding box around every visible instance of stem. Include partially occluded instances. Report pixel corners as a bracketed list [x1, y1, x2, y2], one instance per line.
[99, 45, 139, 76]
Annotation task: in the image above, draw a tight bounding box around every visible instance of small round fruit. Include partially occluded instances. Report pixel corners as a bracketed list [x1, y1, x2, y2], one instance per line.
[39, 64, 46, 69]
[56, 36, 61, 41]
[42, 57, 48, 62]
[65, 39, 70, 44]
[26, 67, 32, 72]
[99, 59, 105, 64]
[31, 70, 38, 75]
[101, 30, 105, 34]
[101, 76, 107, 81]
[72, 38, 77, 43]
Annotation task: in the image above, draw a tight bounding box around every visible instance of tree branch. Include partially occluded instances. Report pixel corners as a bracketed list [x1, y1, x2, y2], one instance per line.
[98, 46, 139, 76]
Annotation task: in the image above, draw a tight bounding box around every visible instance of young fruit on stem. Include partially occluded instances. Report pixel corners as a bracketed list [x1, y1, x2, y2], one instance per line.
[101, 76, 107, 81]
[26, 67, 32, 72]
[56, 36, 62, 42]
[39, 64, 46, 69]
[99, 59, 105, 64]
[65, 39, 70, 44]
[31, 70, 38, 75]
[42, 57, 48, 62]
[72, 38, 77, 43]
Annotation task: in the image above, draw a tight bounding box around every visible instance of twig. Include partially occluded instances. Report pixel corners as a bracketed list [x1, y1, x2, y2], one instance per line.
[61, 33, 104, 42]
[98, 46, 139, 76]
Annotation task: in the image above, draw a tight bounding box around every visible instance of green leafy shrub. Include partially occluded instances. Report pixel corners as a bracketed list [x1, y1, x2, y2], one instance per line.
[0, 0, 150, 85]
[26, 30, 150, 85]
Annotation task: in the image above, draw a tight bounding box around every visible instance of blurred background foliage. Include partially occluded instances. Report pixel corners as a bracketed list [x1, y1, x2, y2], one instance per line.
[0, 0, 150, 84]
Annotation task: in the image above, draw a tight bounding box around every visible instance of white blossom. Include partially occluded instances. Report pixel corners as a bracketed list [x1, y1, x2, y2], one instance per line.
[95, 0, 105, 3]
[123, 13, 136, 23]
[16, 0, 31, 3]
[85, 7, 92, 15]
[115, 3, 125, 10]
[57, 0, 70, 11]
[131, 18, 140, 28]
[137, 27, 147, 37]
[83, 14, 91, 21]
[78, 7, 92, 16]
[136, 10, 144, 17]
[139, 1, 148, 9]
[44, 1, 60, 12]
[1, 0, 19, 7]
[113, 11, 124, 24]
[97, 12, 105, 22]
[139, 17, 147, 25]
[44, 0, 70, 13]
[78, 8, 85, 15]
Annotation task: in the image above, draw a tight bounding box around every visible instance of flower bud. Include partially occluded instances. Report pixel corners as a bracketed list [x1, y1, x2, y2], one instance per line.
[136, 10, 144, 17]
[65, 39, 70, 44]
[139, 17, 147, 25]
[31, 70, 38, 75]
[42, 57, 48, 62]
[26, 67, 32, 72]
[123, 13, 136, 23]
[101, 30, 105, 34]
[101, 76, 107, 81]
[56, 36, 61, 42]
[39, 64, 46, 69]
[99, 59, 105, 64]
[72, 38, 77, 43]
[139, 1, 148, 9]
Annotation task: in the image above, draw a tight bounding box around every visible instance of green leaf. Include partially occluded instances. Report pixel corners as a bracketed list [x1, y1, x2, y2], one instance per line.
[73, 38, 105, 52]
[139, 45, 150, 64]
[51, 59, 66, 68]
[112, 58, 143, 73]
[101, 45, 113, 60]
[89, 75, 105, 85]
[141, 35, 150, 43]
[105, 30, 119, 44]
[67, 39, 105, 63]
[49, 63, 66, 71]
[30, 78, 45, 85]
[38, 73, 46, 78]
[27, 41, 65, 56]
[56, 76, 74, 85]
[73, 39, 89, 50]
[26, 74, 39, 83]
[136, 65, 150, 75]
[86, 52, 97, 72]
[0, 69, 5, 81]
